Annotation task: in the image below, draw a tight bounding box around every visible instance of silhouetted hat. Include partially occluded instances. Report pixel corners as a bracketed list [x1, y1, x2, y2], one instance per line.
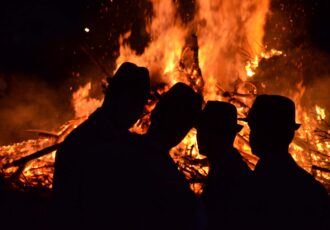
[197, 101, 243, 133]
[106, 62, 150, 98]
[151, 82, 203, 128]
[240, 94, 300, 130]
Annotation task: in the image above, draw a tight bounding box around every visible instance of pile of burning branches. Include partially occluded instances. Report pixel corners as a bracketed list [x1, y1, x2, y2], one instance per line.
[0, 80, 329, 193]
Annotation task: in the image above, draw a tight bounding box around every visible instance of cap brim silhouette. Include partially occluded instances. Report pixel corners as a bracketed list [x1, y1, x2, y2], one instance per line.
[239, 94, 301, 130]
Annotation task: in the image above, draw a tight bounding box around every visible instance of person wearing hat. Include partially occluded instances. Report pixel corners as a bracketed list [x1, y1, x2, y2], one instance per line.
[52, 62, 150, 229]
[134, 82, 204, 230]
[196, 101, 252, 230]
[242, 94, 329, 230]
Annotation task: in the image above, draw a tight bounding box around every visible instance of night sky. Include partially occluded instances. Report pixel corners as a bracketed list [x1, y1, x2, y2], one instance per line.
[0, 0, 329, 145]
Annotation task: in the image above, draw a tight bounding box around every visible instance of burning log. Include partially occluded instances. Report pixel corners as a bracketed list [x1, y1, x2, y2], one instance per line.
[312, 165, 330, 174]
[2, 143, 61, 169]
[178, 34, 205, 95]
[25, 129, 60, 138]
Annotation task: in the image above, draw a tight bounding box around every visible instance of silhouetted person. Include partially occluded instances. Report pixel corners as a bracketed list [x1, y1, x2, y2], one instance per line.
[196, 101, 252, 230]
[135, 82, 204, 230]
[242, 94, 330, 230]
[52, 62, 150, 228]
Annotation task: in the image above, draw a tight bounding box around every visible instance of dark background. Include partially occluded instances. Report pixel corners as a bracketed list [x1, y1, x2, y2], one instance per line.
[0, 0, 329, 145]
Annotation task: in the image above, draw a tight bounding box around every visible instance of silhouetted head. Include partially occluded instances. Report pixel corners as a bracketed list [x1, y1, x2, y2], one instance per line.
[196, 101, 243, 158]
[148, 82, 203, 150]
[102, 62, 150, 129]
[241, 94, 300, 158]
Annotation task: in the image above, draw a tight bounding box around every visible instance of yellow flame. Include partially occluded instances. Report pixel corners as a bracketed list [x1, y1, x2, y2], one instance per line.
[245, 49, 283, 78]
[315, 105, 326, 120]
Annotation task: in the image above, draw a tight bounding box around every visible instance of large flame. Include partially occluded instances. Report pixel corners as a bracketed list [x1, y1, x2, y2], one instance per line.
[116, 0, 271, 98]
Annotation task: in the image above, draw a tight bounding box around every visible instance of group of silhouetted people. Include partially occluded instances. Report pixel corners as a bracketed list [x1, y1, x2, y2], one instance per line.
[52, 62, 330, 230]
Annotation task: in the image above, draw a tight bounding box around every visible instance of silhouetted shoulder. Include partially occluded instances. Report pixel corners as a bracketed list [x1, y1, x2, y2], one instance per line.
[294, 164, 329, 200]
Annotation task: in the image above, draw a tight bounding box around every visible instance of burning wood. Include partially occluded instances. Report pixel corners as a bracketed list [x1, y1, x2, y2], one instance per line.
[178, 34, 205, 94]
[0, 117, 86, 189]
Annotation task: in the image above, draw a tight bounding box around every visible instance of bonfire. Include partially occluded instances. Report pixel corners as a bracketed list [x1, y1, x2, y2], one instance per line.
[0, 0, 329, 195]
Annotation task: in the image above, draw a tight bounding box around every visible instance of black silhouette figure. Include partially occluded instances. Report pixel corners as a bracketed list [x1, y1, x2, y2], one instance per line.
[242, 94, 330, 230]
[196, 101, 252, 230]
[135, 82, 204, 230]
[52, 62, 150, 228]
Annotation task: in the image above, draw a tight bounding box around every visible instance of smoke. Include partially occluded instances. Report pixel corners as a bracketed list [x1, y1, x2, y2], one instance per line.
[0, 74, 74, 145]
